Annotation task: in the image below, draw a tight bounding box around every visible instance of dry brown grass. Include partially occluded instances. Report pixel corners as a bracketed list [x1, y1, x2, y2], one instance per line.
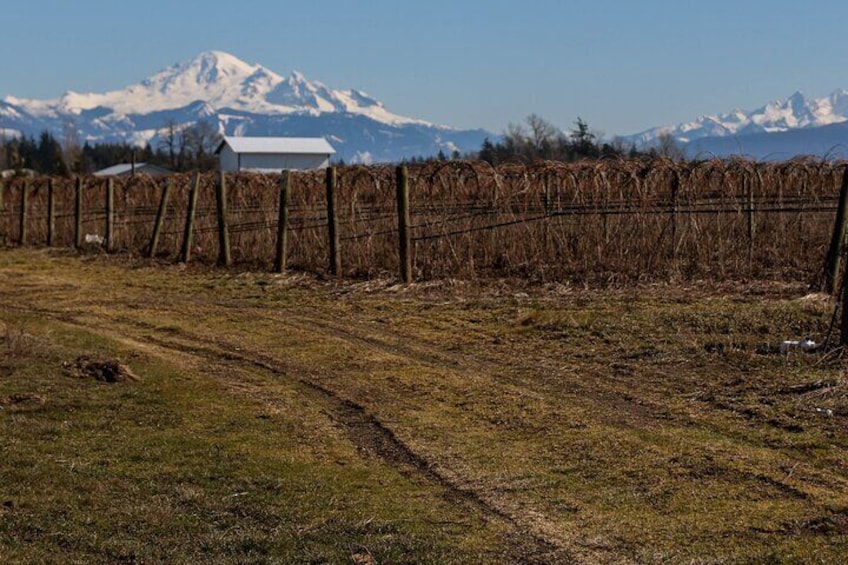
[0, 322, 46, 358]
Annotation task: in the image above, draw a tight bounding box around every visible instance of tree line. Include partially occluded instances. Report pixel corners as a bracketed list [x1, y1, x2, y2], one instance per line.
[0, 114, 684, 176]
[477, 114, 684, 165]
[0, 119, 222, 176]
[406, 115, 683, 166]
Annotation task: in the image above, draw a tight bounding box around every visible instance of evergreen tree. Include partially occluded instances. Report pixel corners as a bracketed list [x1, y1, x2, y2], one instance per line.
[479, 138, 497, 165]
[570, 117, 597, 158]
[476, 115, 647, 164]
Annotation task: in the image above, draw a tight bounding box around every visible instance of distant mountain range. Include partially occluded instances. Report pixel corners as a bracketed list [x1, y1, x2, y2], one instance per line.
[625, 90, 848, 160]
[0, 51, 491, 163]
[3, 51, 847, 162]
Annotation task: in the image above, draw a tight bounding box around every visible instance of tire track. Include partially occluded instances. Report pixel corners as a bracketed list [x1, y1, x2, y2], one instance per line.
[5, 302, 568, 563]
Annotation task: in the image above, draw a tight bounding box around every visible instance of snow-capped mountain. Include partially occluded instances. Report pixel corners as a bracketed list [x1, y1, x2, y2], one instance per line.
[0, 51, 490, 163]
[626, 89, 848, 160]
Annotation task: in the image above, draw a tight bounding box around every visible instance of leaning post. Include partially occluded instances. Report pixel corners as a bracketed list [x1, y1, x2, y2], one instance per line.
[148, 178, 172, 258]
[840, 267, 848, 346]
[824, 168, 848, 294]
[396, 165, 412, 283]
[180, 173, 201, 263]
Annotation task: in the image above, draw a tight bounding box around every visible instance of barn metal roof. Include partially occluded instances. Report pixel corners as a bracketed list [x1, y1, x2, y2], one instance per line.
[93, 163, 173, 177]
[216, 136, 336, 155]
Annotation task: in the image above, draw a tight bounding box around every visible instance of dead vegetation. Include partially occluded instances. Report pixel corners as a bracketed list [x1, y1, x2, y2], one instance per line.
[62, 355, 141, 383]
[0, 393, 46, 407]
[0, 322, 45, 358]
[1, 158, 844, 283]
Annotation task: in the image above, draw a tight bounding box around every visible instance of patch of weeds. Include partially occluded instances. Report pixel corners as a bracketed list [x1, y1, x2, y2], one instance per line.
[0, 323, 48, 358]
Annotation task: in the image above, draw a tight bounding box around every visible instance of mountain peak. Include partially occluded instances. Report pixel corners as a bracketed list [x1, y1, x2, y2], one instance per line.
[195, 49, 247, 62]
[183, 50, 257, 78]
[628, 87, 848, 148]
[0, 50, 477, 162]
[150, 50, 260, 93]
[6, 50, 428, 124]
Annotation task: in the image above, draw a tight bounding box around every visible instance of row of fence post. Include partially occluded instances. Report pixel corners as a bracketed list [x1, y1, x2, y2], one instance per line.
[9, 166, 845, 292]
[2, 176, 116, 252]
[267, 166, 411, 281]
[0, 166, 415, 283]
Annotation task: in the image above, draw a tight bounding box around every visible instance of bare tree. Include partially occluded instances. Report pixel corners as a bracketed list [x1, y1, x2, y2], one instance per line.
[176, 120, 222, 171]
[608, 136, 625, 154]
[504, 122, 527, 144]
[158, 119, 181, 169]
[656, 132, 686, 161]
[525, 114, 558, 152]
[185, 120, 222, 163]
[62, 120, 82, 173]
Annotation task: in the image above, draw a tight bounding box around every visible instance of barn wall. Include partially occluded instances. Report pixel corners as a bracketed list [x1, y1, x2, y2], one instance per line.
[240, 153, 330, 172]
[218, 148, 330, 172]
[219, 146, 240, 172]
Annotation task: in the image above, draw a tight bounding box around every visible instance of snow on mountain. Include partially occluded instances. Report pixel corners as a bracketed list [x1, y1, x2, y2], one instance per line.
[687, 120, 848, 161]
[627, 89, 848, 154]
[7, 51, 427, 125]
[0, 51, 487, 162]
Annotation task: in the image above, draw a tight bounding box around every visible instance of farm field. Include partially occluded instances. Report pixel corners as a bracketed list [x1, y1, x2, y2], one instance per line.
[1, 248, 847, 563]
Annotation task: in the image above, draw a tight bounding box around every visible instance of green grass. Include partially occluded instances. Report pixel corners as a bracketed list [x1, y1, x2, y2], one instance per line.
[0, 311, 516, 563]
[1, 248, 847, 563]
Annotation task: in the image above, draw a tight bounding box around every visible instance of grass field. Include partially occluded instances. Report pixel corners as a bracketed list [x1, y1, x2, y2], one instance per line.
[1, 248, 847, 563]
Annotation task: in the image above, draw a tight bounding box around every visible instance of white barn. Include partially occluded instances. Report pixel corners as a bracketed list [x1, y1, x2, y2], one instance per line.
[93, 163, 173, 177]
[215, 136, 336, 173]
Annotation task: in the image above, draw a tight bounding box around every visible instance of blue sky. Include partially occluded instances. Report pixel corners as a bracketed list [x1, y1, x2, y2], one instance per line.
[2, 0, 847, 137]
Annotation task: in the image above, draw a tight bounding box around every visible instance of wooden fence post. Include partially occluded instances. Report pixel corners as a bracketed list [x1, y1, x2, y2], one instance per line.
[47, 178, 55, 246]
[824, 169, 848, 294]
[396, 165, 412, 283]
[273, 170, 291, 273]
[148, 178, 172, 258]
[215, 171, 232, 267]
[180, 173, 201, 263]
[0, 180, 5, 246]
[105, 178, 115, 252]
[74, 177, 83, 249]
[543, 172, 554, 251]
[746, 176, 755, 269]
[840, 267, 848, 346]
[325, 166, 341, 275]
[19, 180, 28, 245]
[670, 173, 679, 260]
